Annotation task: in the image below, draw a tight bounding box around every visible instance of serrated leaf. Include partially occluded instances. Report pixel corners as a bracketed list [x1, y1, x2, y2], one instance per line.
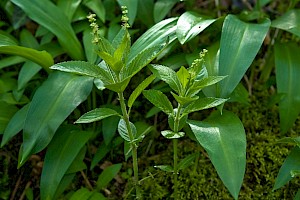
[273, 146, 300, 190]
[183, 97, 227, 115]
[154, 165, 174, 173]
[128, 74, 155, 108]
[143, 89, 173, 115]
[75, 108, 121, 124]
[176, 66, 190, 89]
[97, 51, 123, 73]
[188, 110, 246, 200]
[50, 61, 113, 84]
[176, 11, 216, 44]
[178, 153, 197, 171]
[149, 64, 182, 94]
[118, 119, 136, 142]
[168, 111, 188, 132]
[161, 130, 185, 139]
[113, 28, 131, 63]
[96, 163, 122, 190]
[105, 76, 131, 93]
[171, 91, 198, 105]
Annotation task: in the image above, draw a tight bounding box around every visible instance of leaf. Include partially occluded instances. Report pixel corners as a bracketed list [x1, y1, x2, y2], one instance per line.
[143, 89, 173, 115]
[149, 64, 182, 94]
[0, 56, 26, 70]
[11, 0, 84, 60]
[113, 28, 131, 64]
[271, 9, 300, 38]
[136, 0, 154, 27]
[90, 143, 110, 170]
[189, 76, 227, 94]
[20, 72, 93, 166]
[57, 0, 81, 21]
[128, 74, 155, 108]
[183, 97, 227, 115]
[188, 110, 246, 200]
[277, 137, 300, 147]
[154, 165, 174, 173]
[273, 146, 300, 190]
[83, 29, 98, 64]
[105, 76, 131, 93]
[176, 11, 216, 44]
[168, 111, 188, 132]
[40, 126, 93, 200]
[218, 15, 270, 98]
[177, 153, 197, 171]
[69, 188, 93, 200]
[171, 92, 199, 105]
[18, 61, 41, 90]
[96, 163, 122, 190]
[275, 42, 300, 133]
[122, 43, 167, 80]
[0, 102, 18, 135]
[0, 32, 53, 71]
[1, 103, 29, 147]
[75, 108, 121, 123]
[50, 61, 113, 84]
[176, 66, 190, 89]
[161, 130, 185, 139]
[117, 0, 138, 26]
[154, 0, 178, 23]
[129, 17, 177, 63]
[118, 119, 137, 142]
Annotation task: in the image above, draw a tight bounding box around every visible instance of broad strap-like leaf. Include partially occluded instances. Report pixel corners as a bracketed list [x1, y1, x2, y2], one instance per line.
[50, 61, 113, 85]
[118, 119, 137, 142]
[128, 74, 155, 108]
[40, 126, 93, 200]
[188, 110, 246, 200]
[271, 9, 300, 38]
[69, 188, 106, 200]
[273, 146, 300, 191]
[182, 97, 227, 116]
[75, 108, 121, 124]
[149, 64, 182, 94]
[143, 89, 173, 115]
[176, 11, 216, 44]
[1, 103, 30, 147]
[0, 32, 53, 71]
[20, 72, 93, 166]
[275, 42, 300, 133]
[96, 163, 122, 190]
[218, 15, 270, 98]
[11, 0, 84, 60]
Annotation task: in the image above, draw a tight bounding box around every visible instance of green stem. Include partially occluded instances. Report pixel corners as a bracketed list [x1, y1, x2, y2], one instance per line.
[118, 92, 141, 199]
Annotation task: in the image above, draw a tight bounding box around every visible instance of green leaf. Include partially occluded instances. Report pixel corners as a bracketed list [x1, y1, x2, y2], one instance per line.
[149, 64, 182, 94]
[118, 119, 137, 142]
[273, 146, 300, 190]
[117, 0, 138, 26]
[90, 143, 110, 170]
[154, 165, 174, 173]
[83, 0, 106, 23]
[188, 76, 227, 95]
[129, 17, 177, 62]
[171, 91, 198, 105]
[0, 102, 18, 135]
[57, 0, 81, 21]
[11, 0, 84, 60]
[66, 146, 87, 174]
[176, 11, 216, 44]
[176, 66, 190, 89]
[96, 163, 122, 190]
[0, 32, 53, 71]
[136, 0, 154, 27]
[168, 111, 188, 132]
[271, 9, 300, 38]
[128, 74, 155, 108]
[75, 108, 121, 123]
[161, 130, 185, 139]
[105, 76, 131, 93]
[50, 61, 113, 85]
[218, 15, 270, 98]
[40, 126, 93, 200]
[277, 137, 300, 147]
[113, 28, 131, 64]
[123, 43, 167, 79]
[89, 192, 106, 200]
[69, 188, 93, 200]
[183, 97, 227, 115]
[294, 190, 300, 200]
[20, 72, 93, 166]
[83, 29, 98, 64]
[1, 103, 29, 147]
[275, 42, 300, 133]
[143, 89, 173, 115]
[177, 153, 197, 171]
[154, 0, 178, 23]
[0, 56, 26, 70]
[188, 110, 246, 200]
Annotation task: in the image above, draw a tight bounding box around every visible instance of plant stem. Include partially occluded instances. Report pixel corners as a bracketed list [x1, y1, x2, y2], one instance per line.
[118, 92, 141, 199]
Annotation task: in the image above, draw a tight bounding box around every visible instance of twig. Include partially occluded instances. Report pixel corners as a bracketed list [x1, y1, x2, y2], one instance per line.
[80, 170, 93, 190]
[10, 173, 22, 200]
[19, 181, 32, 200]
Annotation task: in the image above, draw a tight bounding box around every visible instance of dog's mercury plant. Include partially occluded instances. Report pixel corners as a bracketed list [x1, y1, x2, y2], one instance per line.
[50, 7, 167, 199]
[142, 50, 227, 198]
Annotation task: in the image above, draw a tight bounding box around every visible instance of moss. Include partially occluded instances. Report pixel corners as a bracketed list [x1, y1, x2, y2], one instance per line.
[138, 86, 300, 199]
